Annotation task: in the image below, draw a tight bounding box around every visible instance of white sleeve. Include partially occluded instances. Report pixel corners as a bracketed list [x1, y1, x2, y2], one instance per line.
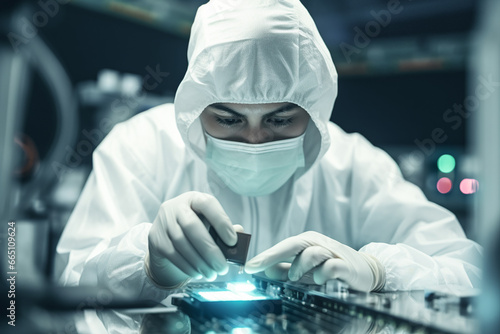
[349, 135, 482, 291]
[55, 119, 170, 301]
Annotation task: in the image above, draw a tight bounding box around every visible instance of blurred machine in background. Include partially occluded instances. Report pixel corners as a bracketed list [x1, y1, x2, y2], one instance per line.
[1, 0, 80, 289]
[318, 0, 479, 239]
[472, 0, 500, 332]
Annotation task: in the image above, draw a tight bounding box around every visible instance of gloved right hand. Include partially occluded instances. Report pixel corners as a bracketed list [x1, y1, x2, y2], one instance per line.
[245, 231, 385, 292]
[145, 191, 239, 289]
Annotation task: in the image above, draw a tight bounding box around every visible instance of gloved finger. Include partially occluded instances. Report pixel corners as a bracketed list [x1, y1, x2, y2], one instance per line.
[245, 234, 315, 274]
[148, 250, 202, 285]
[313, 258, 350, 285]
[295, 270, 317, 285]
[233, 224, 244, 233]
[189, 192, 237, 246]
[148, 230, 201, 279]
[177, 208, 227, 276]
[167, 215, 218, 279]
[288, 246, 332, 281]
[264, 263, 291, 281]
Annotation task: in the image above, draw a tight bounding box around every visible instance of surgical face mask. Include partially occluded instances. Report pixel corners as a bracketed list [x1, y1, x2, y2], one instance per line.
[205, 133, 306, 196]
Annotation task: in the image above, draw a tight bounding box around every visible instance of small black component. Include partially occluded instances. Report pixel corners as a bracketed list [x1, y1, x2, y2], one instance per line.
[209, 226, 251, 265]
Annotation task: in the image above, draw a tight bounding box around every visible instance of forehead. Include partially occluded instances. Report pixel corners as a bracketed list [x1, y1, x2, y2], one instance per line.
[211, 102, 294, 115]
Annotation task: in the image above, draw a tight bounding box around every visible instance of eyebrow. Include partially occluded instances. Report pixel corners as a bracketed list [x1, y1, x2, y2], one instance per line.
[210, 103, 297, 117]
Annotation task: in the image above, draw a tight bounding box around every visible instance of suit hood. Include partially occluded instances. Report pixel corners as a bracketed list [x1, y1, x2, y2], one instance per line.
[174, 0, 337, 172]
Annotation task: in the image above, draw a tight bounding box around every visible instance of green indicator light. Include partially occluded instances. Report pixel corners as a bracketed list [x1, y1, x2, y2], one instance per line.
[437, 154, 456, 173]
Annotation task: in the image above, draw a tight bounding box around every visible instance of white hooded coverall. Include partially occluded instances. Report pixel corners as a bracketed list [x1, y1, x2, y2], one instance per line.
[56, 0, 481, 301]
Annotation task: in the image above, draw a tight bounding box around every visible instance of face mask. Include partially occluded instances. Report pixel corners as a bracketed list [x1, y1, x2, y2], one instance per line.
[205, 133, 306, 196]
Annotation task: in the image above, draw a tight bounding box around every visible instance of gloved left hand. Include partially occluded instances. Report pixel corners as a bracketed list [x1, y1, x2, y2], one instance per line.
[244, 231, 385, 292]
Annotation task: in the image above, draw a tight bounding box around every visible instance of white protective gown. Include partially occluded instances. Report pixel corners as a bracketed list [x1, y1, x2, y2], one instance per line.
[56, 0, 481, 301]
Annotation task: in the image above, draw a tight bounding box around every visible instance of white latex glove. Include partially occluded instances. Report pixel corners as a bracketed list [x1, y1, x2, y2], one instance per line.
[245, 231, 385, 292]
[145, 191, 241, 289]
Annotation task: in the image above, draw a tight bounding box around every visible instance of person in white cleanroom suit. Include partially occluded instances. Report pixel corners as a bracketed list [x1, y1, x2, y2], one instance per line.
[56, 0, 481, 300]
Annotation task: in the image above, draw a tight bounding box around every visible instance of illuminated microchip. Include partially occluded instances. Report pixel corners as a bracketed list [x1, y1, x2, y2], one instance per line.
[197, 290, 267, 302]
[227, 281, 256, 292]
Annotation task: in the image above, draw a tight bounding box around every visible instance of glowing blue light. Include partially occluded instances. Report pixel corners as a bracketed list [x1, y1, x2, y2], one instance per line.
[227, 281, 256, 292]
[197, 290, 266, 301]
[437, 154, 456, 173]
[232, 328, 253, 334]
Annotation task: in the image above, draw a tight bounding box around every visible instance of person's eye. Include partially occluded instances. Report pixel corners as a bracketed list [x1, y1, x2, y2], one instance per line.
[266, 117, 294, 128]
[215, 117, 243, 128]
